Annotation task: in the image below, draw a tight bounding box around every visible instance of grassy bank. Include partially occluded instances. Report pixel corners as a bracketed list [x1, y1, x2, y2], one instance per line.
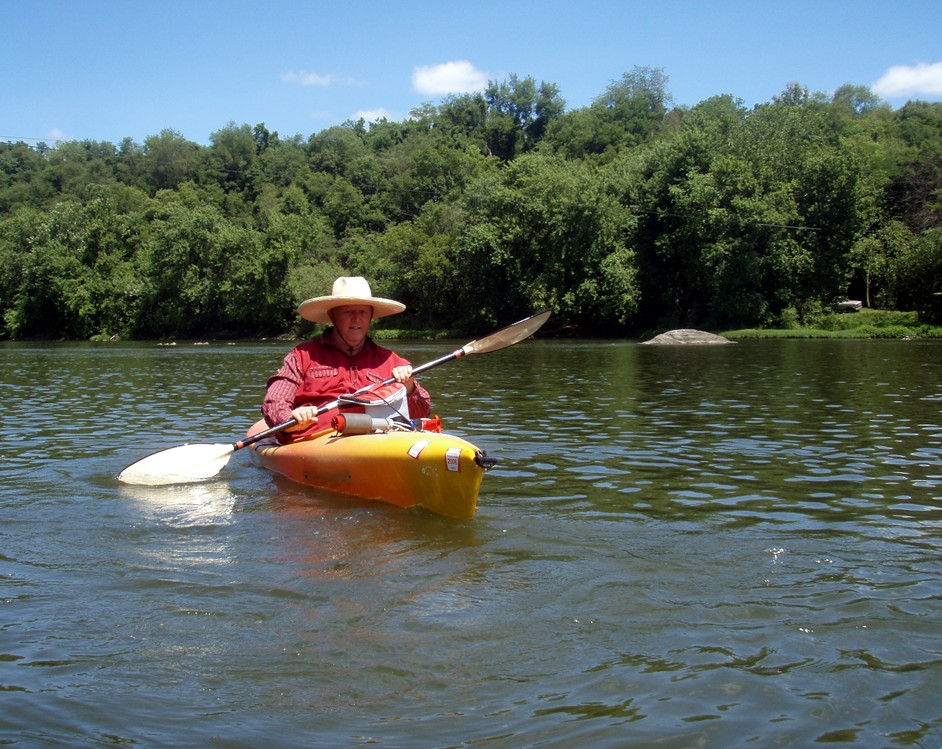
[723, 309, 942, 340]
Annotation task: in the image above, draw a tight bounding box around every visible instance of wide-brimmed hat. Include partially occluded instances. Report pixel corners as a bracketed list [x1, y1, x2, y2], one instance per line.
[297, 276, 406, 323]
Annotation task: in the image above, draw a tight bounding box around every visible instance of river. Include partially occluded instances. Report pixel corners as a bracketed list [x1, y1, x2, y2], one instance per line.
[1, 336, 940, 747]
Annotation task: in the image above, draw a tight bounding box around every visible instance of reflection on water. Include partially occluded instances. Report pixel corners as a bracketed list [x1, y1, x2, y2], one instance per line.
[118, 481, 239, 526]
[0, 338, 940, 747]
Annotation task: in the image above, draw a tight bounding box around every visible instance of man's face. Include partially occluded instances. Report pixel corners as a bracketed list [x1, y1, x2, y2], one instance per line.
[331, 305, 373, 345]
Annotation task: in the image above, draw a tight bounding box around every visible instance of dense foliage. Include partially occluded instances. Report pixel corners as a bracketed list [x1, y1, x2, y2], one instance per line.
[2, 68, 940, 339]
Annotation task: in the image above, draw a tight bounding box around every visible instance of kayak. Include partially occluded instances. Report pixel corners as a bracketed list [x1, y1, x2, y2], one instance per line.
[245, 417, 493, 520]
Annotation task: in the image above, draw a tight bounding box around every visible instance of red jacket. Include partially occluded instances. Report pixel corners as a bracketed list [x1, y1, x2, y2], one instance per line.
[262, 330, 431, 441]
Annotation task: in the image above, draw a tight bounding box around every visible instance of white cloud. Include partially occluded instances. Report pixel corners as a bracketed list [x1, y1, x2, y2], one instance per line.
[282, 70, 338, 87]
[412, 60, 488, 96]
[354, 108, 393, 123]
[872, 61, 942, 99]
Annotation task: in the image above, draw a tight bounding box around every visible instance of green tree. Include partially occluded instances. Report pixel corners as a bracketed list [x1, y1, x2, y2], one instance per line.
[141, 129, 200, 193]
[379, 130, 495, 221]
[894, 227, 942, 322]
[831, 84, 883, 116]
[0, 196, 145, 339]
[850, 220, 914, 308]
[38, 140, 120, 199]
[307, 124, 369, 176]
[544, 66, 672, 161]
[0, 204, 46, 337]
[265, 206, 340, 331]
[681, 94, 748, 146]
[435, 92, 489, 151]
[200, 123, 260, 221]
[617, 131, 724, 327]
[0, 141, 53, 210]
[621, 91, 872, 329]
[728, 94, 869, 314]
[456, 153, 638, 330]
[135, 198, 241, 336]
[483, 74, 565, 160]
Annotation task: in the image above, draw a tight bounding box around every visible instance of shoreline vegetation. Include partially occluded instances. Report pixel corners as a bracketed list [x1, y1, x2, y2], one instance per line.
[366, 308, 942, 341]
[375, 308, 942, 341]
[0, 307, 928, 346]
[75, 308, 941, 344]
[3, 68, 940, 342]
[721, 308, 942, 340]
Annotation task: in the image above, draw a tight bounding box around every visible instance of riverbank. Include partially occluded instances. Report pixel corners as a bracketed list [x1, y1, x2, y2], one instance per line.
[70, 308, 941, 344]
[723, 308, 942, 340]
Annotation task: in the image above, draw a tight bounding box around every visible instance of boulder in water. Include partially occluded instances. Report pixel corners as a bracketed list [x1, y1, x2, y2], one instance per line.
[641, 329, 735, 345]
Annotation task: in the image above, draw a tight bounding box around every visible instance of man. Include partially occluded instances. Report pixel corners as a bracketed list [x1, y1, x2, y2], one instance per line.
[262, 276, 431, 442]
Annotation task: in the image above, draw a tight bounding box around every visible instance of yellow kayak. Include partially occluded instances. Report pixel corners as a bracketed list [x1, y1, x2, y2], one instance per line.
[246, 418, 491, 520]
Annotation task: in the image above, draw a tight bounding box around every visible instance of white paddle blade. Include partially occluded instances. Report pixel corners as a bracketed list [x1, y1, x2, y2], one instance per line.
[117, 443, 235, 485]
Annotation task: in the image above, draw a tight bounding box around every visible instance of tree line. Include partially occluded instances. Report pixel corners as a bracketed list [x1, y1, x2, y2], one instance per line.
[1, 67, 940, 340]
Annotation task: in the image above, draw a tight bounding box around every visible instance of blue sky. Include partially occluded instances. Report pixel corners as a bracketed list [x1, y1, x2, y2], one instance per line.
[3, 0, 942, 147]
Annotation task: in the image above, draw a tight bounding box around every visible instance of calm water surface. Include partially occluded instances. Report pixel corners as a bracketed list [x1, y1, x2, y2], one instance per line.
[1, 337, 940, 748]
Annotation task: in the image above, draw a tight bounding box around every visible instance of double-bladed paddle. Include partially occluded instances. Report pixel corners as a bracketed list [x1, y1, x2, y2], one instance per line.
[117, 309, 551, 486]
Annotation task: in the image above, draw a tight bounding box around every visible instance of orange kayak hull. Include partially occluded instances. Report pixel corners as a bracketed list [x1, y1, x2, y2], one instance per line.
[246, 421, 486, 520]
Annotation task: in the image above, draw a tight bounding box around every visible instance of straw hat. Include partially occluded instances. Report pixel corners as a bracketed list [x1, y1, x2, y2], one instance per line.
[297, 276, 406, 323]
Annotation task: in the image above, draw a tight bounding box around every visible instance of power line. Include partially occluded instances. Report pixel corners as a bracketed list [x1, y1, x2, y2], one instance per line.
[1, 135, 67, 146]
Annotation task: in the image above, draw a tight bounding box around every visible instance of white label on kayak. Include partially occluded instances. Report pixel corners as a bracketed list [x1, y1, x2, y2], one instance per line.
[445, 448, 462, 472]
[408, 439, 431, 459]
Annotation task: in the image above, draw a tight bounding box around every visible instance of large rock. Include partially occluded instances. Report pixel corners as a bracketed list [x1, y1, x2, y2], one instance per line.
[641, 329, 736, 345]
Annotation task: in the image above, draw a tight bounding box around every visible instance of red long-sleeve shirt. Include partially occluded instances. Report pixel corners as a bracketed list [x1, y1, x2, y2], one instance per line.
[262, 329, 431, 441]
